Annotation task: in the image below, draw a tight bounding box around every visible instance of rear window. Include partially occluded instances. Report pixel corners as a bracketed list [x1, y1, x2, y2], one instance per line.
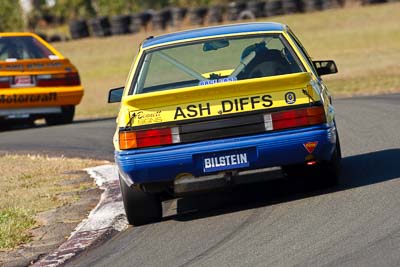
[131, 33, 304, 95]
[0, 36, 55, 61]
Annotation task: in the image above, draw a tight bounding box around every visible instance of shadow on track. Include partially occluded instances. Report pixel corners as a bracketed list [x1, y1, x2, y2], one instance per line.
[0, 117, 115, 132]
[164, 149, 400, 223]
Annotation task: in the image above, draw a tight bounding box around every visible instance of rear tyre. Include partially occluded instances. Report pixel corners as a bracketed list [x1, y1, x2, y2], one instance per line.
[283, 130, 341, 188]
[45, 106, 75, 126]
[119, 176, 162, 226]
[318, 130, 342, 187]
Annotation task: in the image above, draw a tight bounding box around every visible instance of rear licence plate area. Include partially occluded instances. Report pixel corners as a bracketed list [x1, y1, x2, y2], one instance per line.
[200, 147, 256, 173]
[11, 75, 35, 87]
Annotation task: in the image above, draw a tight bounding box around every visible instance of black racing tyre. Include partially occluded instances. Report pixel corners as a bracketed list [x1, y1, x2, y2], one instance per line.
[110, 15, 130, 35]
[45, 106, 75, 126]
[247, 1, 266, 17]
[189, 7, 208, 25]
[265, 0, 284, 16]
[283, 128, 341, 188]
[318, 136, 341, 187]
[309, 128, 342, 187]
[238, 10, 256, 20]
[171, 7, 187, 26]
[69, 20, 90, 39]
[208, 5, 224, 24]
[119, 177, 162, 226]
[88, 16, 111, 37]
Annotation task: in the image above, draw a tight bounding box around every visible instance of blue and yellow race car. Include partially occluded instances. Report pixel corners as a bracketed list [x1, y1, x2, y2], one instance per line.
[109, 22, 341, 225]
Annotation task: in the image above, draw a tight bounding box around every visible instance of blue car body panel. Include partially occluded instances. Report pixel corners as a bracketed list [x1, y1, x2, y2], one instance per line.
[116, 124, 336, 185]
[142, 22, 285, 49]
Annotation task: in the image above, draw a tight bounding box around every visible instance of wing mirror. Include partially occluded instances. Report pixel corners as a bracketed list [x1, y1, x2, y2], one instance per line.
[108, 87, 124, 103]
[313, 60, 338, 76]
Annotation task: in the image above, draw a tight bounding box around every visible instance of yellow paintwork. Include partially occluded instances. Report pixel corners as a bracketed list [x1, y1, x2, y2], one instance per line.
[113, 27, 334, 150]
[120, 73, 315, 127]
[0, 32, 83, 109]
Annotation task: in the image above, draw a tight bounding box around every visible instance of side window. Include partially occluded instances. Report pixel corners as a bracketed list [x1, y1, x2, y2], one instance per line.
[287, 30, 320, 78]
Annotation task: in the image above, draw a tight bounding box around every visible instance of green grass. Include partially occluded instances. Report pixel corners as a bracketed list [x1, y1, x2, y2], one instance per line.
[52, 2, 400, 118]
[0, 154, 105, 249]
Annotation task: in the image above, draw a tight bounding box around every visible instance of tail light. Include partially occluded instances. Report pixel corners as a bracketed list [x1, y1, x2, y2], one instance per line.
[0, 76, 10, 88]
[36, 72, 80, 87]
[264, 106, 326, 131]
[119, 127, 180, 150]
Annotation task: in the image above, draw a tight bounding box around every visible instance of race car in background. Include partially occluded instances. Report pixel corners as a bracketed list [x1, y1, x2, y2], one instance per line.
[108, 22, 341, 226]
[0, 32, 83, 125]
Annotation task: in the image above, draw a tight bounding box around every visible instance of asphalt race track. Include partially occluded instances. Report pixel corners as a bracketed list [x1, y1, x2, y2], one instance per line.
[1, 94, 400, 266]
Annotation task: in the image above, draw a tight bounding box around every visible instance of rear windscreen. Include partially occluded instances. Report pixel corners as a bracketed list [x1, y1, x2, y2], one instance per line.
[0, 36, 55, 61]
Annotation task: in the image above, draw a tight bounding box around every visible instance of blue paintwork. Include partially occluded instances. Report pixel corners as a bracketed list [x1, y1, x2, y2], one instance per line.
[142, 22, 285, 49]
[116, 124, 337, 185]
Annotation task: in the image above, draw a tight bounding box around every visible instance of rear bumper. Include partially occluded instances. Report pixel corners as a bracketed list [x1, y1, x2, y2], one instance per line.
[116, 124, 337, 187]
[0, 86, 83, 119]
[0, 86, 83, 109]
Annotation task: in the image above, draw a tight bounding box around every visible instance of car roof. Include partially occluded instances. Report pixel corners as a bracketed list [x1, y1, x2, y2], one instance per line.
[142, 22, 286, 49]
[0, 32, 40, 38]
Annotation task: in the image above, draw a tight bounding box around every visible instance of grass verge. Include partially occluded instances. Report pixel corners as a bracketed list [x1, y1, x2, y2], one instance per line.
[0, 154, 106, 250]
[51, 2, 400, 118]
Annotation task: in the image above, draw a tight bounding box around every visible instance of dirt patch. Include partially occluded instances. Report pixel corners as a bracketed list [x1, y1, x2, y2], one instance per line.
[0, 173, 102, 267]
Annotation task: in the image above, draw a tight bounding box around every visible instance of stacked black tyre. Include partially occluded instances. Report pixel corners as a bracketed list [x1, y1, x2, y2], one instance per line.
[152, 9, 172, 30]
[227, 1, 247, 21]
[171, 7, 187, 27]
[88, 16, 111, 37]
[189, 7, 208, 25]
[265, 0, 284, 16]
[69, 20, 90, 39]
[110, 15, 131, 35]
[247, 1, 267, 18]
[208, 5, 224, 24]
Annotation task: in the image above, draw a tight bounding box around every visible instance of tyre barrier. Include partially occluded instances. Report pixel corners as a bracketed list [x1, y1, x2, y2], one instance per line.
[88, 16, 111, 37]
[361, 0, 388, 4]
[247, 0, 267, 18]
[189, 7, 208, 25]
[171, 7, 188, 27]
[311, 0, 330, 11]
[110, 15, 131, 35]
[227, 1, 247, 21]
[69, 19, 90, 39]
[238, 10, 256, 20]
[208, 5, 224, 24]
[48, 34, 62, 42]
[282, 0, 305, 14]
[139, 11, 153, 31]
[129, 13, 142, 33]
[152, 8, 172, 30]
[265, 0, 284, 16]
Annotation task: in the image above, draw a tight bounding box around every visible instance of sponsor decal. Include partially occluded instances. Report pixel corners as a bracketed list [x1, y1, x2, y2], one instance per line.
[129, 110, 162, 124]
[0, 93, 57, 104]
[285, 92, 296, 104]
[0, 62, 64, 71]
[204, 152, 249, 172]
[303, 141, 318, 154]
[174, 94, 273, 120]
[199, 77, 237, 86]
[126, 88, 311, 126]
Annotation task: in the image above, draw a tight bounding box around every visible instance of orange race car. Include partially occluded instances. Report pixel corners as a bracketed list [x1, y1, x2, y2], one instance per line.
[0, 32, 83, 125]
